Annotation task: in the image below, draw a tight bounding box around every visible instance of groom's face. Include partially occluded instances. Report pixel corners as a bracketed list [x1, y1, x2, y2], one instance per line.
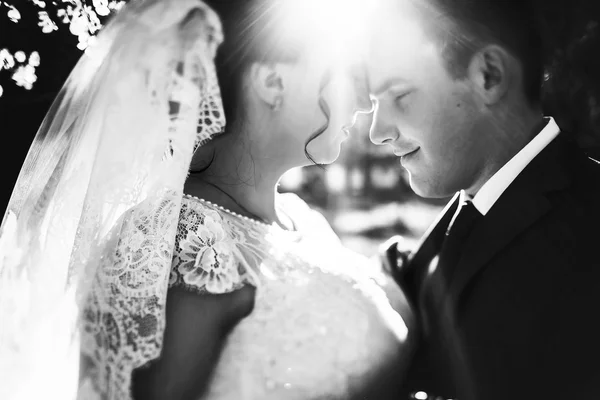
[366, 10, 488, 198]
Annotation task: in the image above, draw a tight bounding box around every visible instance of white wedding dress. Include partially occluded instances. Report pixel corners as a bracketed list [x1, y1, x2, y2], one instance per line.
[168, 192, 413, 399]
[0, 1, 414, 398]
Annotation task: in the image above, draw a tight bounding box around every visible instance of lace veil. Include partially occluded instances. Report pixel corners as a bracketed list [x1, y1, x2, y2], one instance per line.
[0, 0, 225, 398]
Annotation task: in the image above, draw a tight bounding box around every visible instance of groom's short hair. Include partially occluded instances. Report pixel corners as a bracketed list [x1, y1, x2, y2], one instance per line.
[408, 0, 544, 105]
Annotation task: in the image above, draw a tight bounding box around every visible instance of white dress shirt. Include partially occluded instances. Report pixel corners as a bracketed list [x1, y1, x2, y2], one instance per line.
[468, 117, 561, 216]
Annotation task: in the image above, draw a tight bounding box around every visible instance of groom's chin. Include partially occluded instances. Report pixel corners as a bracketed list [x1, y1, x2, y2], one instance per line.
[407, 175, 455, 199]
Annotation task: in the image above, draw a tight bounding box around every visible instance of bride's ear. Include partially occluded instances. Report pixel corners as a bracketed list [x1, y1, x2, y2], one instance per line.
[249, 62, 285, 111]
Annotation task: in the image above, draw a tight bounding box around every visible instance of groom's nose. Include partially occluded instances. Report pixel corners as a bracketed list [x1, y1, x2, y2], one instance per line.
[354, 88, 374, 114]
[370, 103, 399, 145]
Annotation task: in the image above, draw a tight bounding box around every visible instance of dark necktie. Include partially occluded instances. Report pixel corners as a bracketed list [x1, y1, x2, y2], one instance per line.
[420, 198, 482, 333]
[437, 199, 482, 286]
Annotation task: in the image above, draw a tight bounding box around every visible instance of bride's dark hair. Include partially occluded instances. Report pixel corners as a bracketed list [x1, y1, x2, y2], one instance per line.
[198, 0, 331, 165]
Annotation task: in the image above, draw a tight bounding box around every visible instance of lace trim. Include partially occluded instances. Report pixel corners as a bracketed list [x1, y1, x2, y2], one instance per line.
[169, 199, 262, 294]
[80, 191, 181, 400]
[183, 194, 272, 228]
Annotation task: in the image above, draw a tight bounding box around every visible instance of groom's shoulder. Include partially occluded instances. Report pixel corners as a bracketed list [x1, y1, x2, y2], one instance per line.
[552, 135, 600, 213]
[548, 132, 600, 177]
[584, 152, 600, 169]
[575, 153, 600, 205]
[583, 154, 600, 181]
[522, 131, 600, 217]
[569, 140, 600, 186]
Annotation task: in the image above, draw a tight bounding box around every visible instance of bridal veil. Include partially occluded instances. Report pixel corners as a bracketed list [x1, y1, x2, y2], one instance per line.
[0, 0, 225, 398]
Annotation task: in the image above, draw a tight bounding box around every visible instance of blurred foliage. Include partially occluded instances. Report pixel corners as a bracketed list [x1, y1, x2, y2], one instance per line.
[0, 0, 123, 100]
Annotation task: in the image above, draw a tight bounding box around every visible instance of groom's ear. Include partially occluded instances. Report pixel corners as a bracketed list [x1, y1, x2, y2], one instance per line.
[249, 62, 285, 110]
[467, 45, 514, 105]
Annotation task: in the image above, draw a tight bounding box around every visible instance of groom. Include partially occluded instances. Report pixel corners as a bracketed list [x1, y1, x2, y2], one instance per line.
[367, 0, 600, 399]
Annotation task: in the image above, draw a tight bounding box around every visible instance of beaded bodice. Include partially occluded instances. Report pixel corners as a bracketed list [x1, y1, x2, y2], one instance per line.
[169, 193, 411, 399]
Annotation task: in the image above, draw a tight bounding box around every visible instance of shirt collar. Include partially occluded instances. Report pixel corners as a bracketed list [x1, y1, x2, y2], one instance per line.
[471, 117, 561, 216]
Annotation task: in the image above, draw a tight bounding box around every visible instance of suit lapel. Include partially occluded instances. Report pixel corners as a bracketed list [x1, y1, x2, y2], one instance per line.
[446, 188, 552, 308]
[446, 134, 575, 309]
[401, 193, 460, 305]
[408, 192, 460, 270]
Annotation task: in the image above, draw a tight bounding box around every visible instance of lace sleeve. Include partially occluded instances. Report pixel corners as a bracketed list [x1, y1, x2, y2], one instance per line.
[169, 200, 248, 294]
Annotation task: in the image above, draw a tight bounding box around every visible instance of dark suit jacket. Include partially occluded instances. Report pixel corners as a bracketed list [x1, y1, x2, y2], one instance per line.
[396, 134, 600, 400]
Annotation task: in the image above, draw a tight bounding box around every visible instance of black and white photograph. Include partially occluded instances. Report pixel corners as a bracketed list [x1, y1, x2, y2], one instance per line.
[1, 0, 599, 399]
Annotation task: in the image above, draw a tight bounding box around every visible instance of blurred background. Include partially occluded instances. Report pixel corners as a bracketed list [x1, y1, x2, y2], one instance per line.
[277, 131, 446, 256]
[2, 0, 600, 257]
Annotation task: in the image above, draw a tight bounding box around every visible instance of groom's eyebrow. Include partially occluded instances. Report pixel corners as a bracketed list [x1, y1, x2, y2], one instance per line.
[371, 77, 409, 96]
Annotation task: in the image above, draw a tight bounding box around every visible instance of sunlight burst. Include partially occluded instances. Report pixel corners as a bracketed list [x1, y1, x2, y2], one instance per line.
[276, 0, 376, 63]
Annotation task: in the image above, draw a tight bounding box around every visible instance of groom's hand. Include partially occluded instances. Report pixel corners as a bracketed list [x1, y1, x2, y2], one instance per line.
[378, 235, 411, 287]
[375, 235, 418, 336]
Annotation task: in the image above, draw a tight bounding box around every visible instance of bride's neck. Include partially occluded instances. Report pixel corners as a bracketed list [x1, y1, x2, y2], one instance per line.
[186, 132, 291, 226]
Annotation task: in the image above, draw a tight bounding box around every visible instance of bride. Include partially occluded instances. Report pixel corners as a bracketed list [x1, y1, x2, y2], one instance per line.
[0, 0, 415, 399]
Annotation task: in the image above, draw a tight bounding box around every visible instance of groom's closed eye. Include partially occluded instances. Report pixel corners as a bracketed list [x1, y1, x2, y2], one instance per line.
[384, 89, 414, 115]
[373, 82, 414, 100]
[370, 77, 411, 97]
[394, 92, 412, 110]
